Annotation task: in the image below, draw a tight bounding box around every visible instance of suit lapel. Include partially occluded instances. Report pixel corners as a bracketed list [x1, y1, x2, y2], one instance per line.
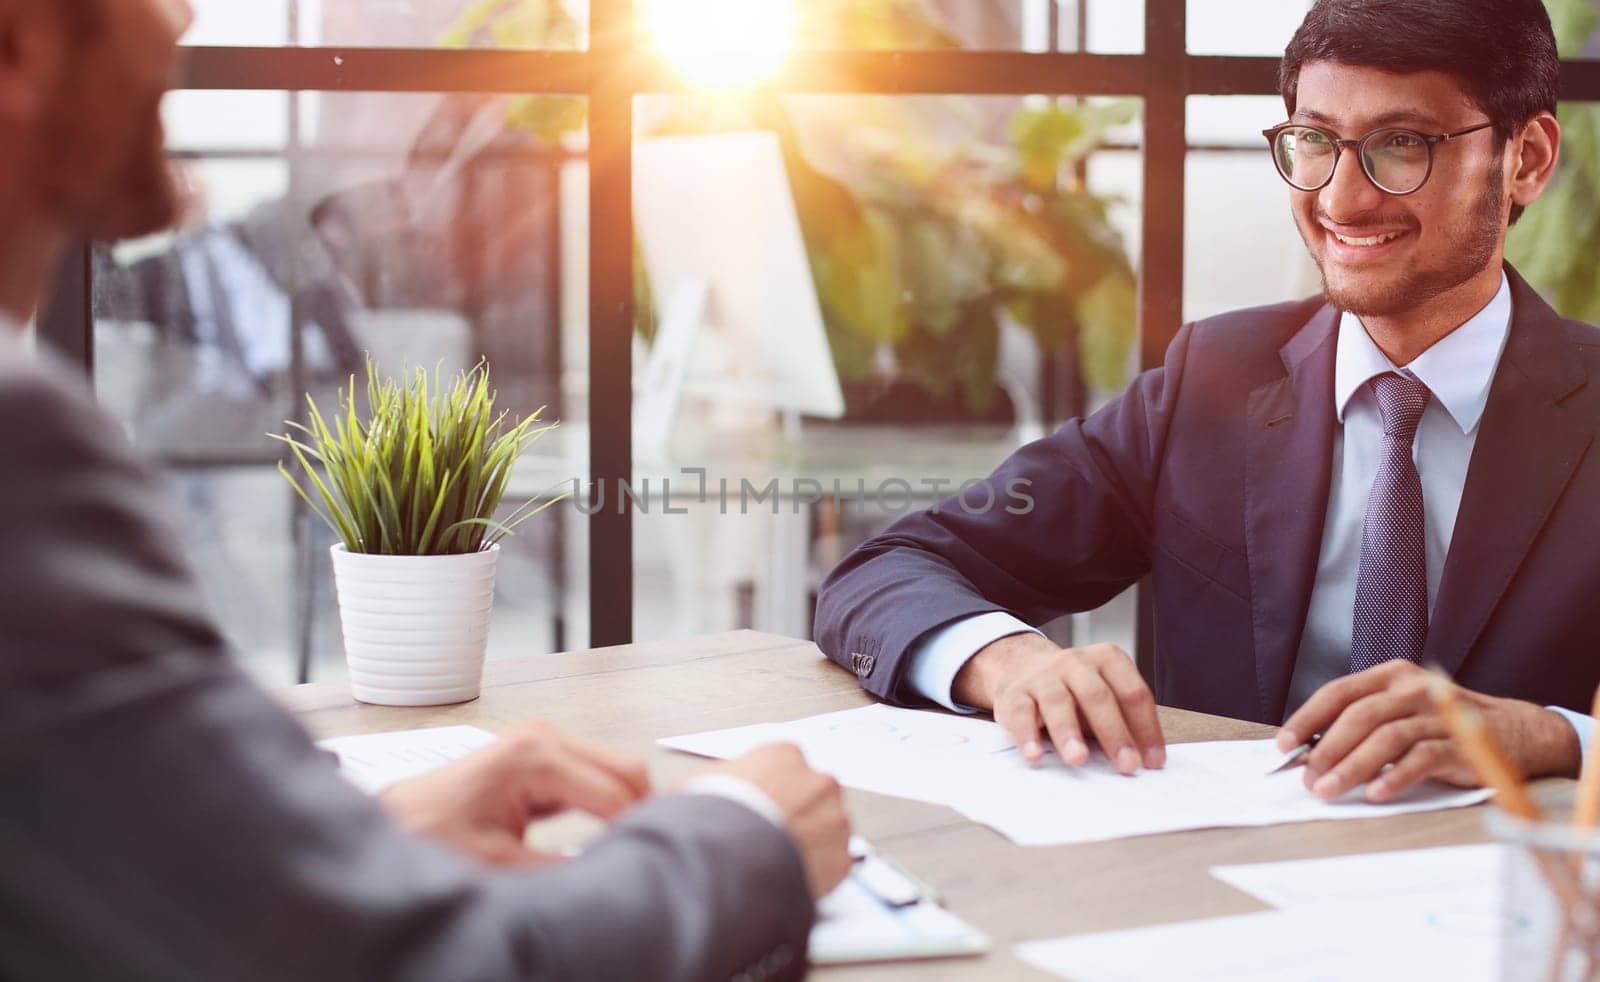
[1424, 270, 1592, 677]
[1244, 304, 1340, 722]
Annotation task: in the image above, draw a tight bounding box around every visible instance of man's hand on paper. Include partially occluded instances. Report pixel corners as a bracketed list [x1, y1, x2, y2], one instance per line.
[379, 720, 652, 866]
[704, 743, 853, 900]
[952, 633, 1166, 775]
[1278, 660, 1582, 803]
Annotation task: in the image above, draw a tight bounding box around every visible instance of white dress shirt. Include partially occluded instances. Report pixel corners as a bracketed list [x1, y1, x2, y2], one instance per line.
[683, 773, 784, 829]
[1286, 273, 1507, 711]
[905, 272, 1593, 760]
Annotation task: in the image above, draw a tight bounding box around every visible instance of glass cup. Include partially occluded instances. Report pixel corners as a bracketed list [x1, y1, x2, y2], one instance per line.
[1487, 810, 1600, 981]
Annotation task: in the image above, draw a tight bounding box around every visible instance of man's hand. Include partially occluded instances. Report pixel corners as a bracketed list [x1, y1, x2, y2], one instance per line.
[379, 720, 651, 866]
[1279, 660, 1582, 803]
[704, 744, 852, 900]
[952, 633, 1165, 774]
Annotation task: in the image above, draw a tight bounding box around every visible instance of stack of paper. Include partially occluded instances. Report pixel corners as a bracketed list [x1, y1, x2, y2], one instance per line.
[659, 704, 1491, 846]
[1016, 845, 1508, 981]
[1211, 843, 1504, 909]
[1016, 895, 1496, 982]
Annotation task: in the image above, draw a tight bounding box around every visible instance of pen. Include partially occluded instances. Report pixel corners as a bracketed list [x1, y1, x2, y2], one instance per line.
[1265, 732, 1324, 775]
[849, 839, 941, 909]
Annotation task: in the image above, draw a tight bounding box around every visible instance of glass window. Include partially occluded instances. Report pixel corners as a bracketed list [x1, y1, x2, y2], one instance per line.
[185, 0, 588, 49]
[631, 1, 1142, 56]
[627, 94, 1142, 652]
[1554, 0, 1600, 60]
[1184, 150, 1319, 323]
[805, 0, 1028, 49]
[1080, 0, 1144, 54]
[1183, 99, 1318, 322]
[1186, 0, 1310, 56]
[1032, 0, 1146, 54]
[1508, 101, 1600, 325]
[164, 91, 290, 151]
[1188, 94, 1282, 147]
[93, 90, 589, 686]
[188, 0, 291, 46]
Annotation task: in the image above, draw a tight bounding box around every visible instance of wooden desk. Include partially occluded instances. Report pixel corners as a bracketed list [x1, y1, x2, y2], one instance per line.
[279, 630, 1566, 980]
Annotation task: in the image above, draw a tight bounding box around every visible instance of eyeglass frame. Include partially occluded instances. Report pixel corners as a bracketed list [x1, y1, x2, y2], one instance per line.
[1259, 120, 1498, 196]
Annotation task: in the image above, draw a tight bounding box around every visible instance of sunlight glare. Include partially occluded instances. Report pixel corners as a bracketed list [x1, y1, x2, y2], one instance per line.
[644, 0, 797, 89]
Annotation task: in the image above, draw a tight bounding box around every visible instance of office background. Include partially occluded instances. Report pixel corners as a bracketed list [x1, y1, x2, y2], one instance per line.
[33, 0, 1600, 687]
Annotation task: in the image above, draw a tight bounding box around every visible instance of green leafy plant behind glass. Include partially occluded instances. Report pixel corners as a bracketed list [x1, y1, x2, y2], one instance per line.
[440, 0, 586, 142]
[763, 0, 1139, 408]
[1507, 0, 1600, 324]
[272, 361, 561, 556]
[643, 92, 1138, 414]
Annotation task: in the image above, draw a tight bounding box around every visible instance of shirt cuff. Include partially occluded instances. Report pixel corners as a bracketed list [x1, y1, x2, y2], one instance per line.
[682, 773, 784, 830]
[1547, 705, 1594, 767]
[905, 611, 1042, 714]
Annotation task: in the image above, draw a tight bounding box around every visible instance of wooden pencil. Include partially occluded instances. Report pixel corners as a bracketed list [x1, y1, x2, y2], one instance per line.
[1425, 668, 1543, 821]
[1573, 684, 1600, 830]
[1427, 671, 1590, 979]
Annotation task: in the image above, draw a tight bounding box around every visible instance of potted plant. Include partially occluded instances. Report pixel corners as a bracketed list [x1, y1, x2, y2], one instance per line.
[272, 359, 558, 706]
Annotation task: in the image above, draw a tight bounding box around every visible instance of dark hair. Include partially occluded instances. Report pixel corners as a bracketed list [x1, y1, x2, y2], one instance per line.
[1280, 0, 1559, 224]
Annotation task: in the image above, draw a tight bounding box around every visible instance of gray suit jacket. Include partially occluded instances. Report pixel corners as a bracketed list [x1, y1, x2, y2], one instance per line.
[0, 335, 813, 982]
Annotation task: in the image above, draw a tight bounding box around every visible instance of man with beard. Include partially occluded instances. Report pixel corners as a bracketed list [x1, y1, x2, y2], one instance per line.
[817, 0, 1600, 803]
[0, 2, 849, 980]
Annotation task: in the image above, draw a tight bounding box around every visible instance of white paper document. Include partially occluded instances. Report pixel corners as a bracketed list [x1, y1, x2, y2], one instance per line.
[1211, 843, 1505, 909]
[1014, 896, 1497, 982]
[659, 705, 1491, 845]
[812, 847, 990, 965]
[1019, 845, 1511, 980]
[318, 724, 498, 794]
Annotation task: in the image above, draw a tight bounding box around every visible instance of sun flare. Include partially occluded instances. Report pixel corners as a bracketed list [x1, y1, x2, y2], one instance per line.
[643, 0, 797, 89]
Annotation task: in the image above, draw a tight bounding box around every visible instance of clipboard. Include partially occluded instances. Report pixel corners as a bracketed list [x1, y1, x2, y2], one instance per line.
[809, 838, 991, 965]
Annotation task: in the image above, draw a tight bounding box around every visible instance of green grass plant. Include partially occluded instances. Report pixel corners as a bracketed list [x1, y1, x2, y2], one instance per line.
[272, 360, 561, 555]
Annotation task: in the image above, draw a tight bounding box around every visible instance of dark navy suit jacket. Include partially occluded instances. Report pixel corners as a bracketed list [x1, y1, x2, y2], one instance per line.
[815, 266, 1600, 724]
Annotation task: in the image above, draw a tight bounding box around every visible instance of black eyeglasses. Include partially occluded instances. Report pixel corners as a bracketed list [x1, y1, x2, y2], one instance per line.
[1261, 121, 1496, 195]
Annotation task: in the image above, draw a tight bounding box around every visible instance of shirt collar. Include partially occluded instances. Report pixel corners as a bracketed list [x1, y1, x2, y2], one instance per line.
[1333, 270, 1512, 434]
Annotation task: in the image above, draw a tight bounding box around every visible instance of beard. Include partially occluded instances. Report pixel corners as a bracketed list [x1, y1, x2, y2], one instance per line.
[95, 136, 181, 240]
[84, 103, 180, 240]
[35, 89, 178, 242]
[1305, 162, 1506, 319]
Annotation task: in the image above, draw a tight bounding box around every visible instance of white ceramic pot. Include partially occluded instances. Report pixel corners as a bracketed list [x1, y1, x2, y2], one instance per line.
[330, 543, 499, 706]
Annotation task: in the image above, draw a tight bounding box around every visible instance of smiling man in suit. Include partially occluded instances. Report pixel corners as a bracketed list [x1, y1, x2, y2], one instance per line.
[817, 0, 1599, 803]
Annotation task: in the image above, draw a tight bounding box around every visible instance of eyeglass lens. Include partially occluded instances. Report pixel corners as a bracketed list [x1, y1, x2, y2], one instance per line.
[1273, 126, 1432, 194]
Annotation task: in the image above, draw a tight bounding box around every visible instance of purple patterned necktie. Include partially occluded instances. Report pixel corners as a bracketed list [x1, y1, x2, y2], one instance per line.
[1350, 372, 1433, 673]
